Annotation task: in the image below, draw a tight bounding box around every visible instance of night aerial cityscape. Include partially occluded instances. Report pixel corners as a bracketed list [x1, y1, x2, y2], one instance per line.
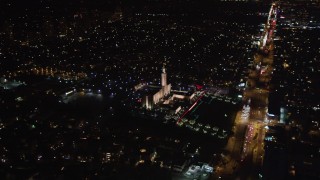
[0, 0, 319, 179]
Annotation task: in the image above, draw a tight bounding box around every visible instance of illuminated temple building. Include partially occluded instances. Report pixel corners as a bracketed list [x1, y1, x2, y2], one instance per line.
[143, 65, 171, 109]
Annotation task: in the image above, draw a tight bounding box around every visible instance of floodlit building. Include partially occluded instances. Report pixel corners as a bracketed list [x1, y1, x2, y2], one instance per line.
[161, 65, 167, 87]
[142, 65, 171, 109]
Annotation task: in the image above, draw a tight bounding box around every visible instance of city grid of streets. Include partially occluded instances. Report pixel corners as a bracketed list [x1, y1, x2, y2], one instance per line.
[1, 0, 320, 179]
